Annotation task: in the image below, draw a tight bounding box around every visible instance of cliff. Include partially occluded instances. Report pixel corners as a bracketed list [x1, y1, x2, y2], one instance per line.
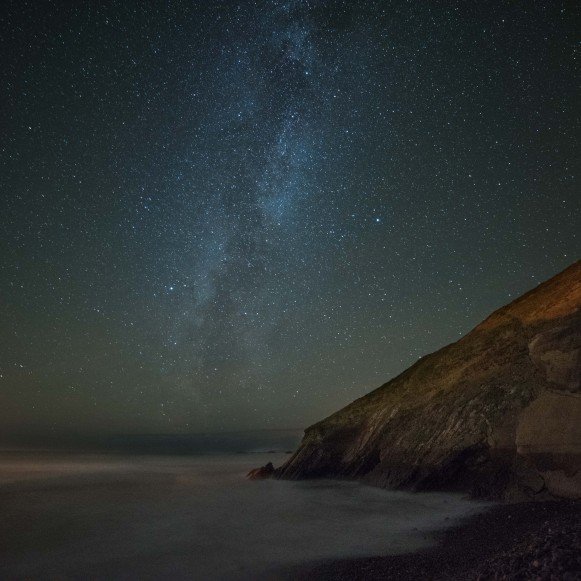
[276, 261, 581, 499]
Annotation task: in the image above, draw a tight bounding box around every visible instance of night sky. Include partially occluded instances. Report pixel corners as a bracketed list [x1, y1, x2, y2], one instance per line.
[1, 1, 579, 437]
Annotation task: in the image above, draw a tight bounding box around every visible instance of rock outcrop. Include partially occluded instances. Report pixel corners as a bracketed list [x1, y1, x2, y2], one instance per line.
[247, 462, 275, 480]
[276, 261, 581, 499]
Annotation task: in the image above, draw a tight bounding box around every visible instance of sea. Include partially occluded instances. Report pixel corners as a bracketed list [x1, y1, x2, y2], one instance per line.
[0, 430, 484, 580]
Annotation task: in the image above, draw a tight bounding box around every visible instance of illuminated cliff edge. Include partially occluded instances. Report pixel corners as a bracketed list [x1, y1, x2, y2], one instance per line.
[276, 261, 581, 500]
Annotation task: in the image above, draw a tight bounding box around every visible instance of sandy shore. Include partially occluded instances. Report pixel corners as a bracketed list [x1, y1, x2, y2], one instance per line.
[289, 500, 581, 580]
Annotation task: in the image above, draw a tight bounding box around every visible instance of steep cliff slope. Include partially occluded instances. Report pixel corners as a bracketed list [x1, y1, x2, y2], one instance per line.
[277, 261, 581, 499]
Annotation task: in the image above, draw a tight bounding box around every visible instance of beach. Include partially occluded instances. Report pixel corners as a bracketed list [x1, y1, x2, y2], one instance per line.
[293, 499, 581, 580]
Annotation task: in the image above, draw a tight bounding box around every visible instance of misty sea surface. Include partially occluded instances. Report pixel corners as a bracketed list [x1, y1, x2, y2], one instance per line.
[0, 431, 485, 580]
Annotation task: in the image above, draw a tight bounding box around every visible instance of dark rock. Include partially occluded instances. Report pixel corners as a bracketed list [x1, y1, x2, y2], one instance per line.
[246, 462, 275, 480]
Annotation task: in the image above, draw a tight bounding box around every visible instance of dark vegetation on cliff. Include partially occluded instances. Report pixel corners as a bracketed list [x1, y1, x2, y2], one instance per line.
[276, 261, 581, 500]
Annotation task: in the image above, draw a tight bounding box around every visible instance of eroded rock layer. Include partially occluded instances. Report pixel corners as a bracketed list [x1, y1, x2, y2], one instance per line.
[276, 261, 581, 499]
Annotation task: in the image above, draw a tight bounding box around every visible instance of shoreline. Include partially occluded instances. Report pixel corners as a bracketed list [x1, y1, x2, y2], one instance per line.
[288, 499, 581, 580]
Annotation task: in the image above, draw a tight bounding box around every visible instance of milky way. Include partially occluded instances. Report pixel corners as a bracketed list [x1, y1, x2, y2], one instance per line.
[1, 1, 579, 435]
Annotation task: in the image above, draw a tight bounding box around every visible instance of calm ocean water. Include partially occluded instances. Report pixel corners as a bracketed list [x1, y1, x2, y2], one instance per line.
[0, 431, 483, 580]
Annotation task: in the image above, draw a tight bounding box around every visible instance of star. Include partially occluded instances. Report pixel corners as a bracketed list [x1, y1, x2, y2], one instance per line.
[0, 0, 577, 434]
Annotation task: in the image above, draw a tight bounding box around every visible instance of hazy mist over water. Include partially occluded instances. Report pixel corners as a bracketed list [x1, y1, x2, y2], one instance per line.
[0, 429, 303, 456]
[0, 433, 484, 580]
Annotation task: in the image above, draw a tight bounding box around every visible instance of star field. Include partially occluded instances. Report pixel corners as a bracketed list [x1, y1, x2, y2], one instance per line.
[0, 1, 579, 436]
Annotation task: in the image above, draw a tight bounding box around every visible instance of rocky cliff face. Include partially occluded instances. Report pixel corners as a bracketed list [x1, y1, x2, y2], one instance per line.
[276, 261, 581, 500]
